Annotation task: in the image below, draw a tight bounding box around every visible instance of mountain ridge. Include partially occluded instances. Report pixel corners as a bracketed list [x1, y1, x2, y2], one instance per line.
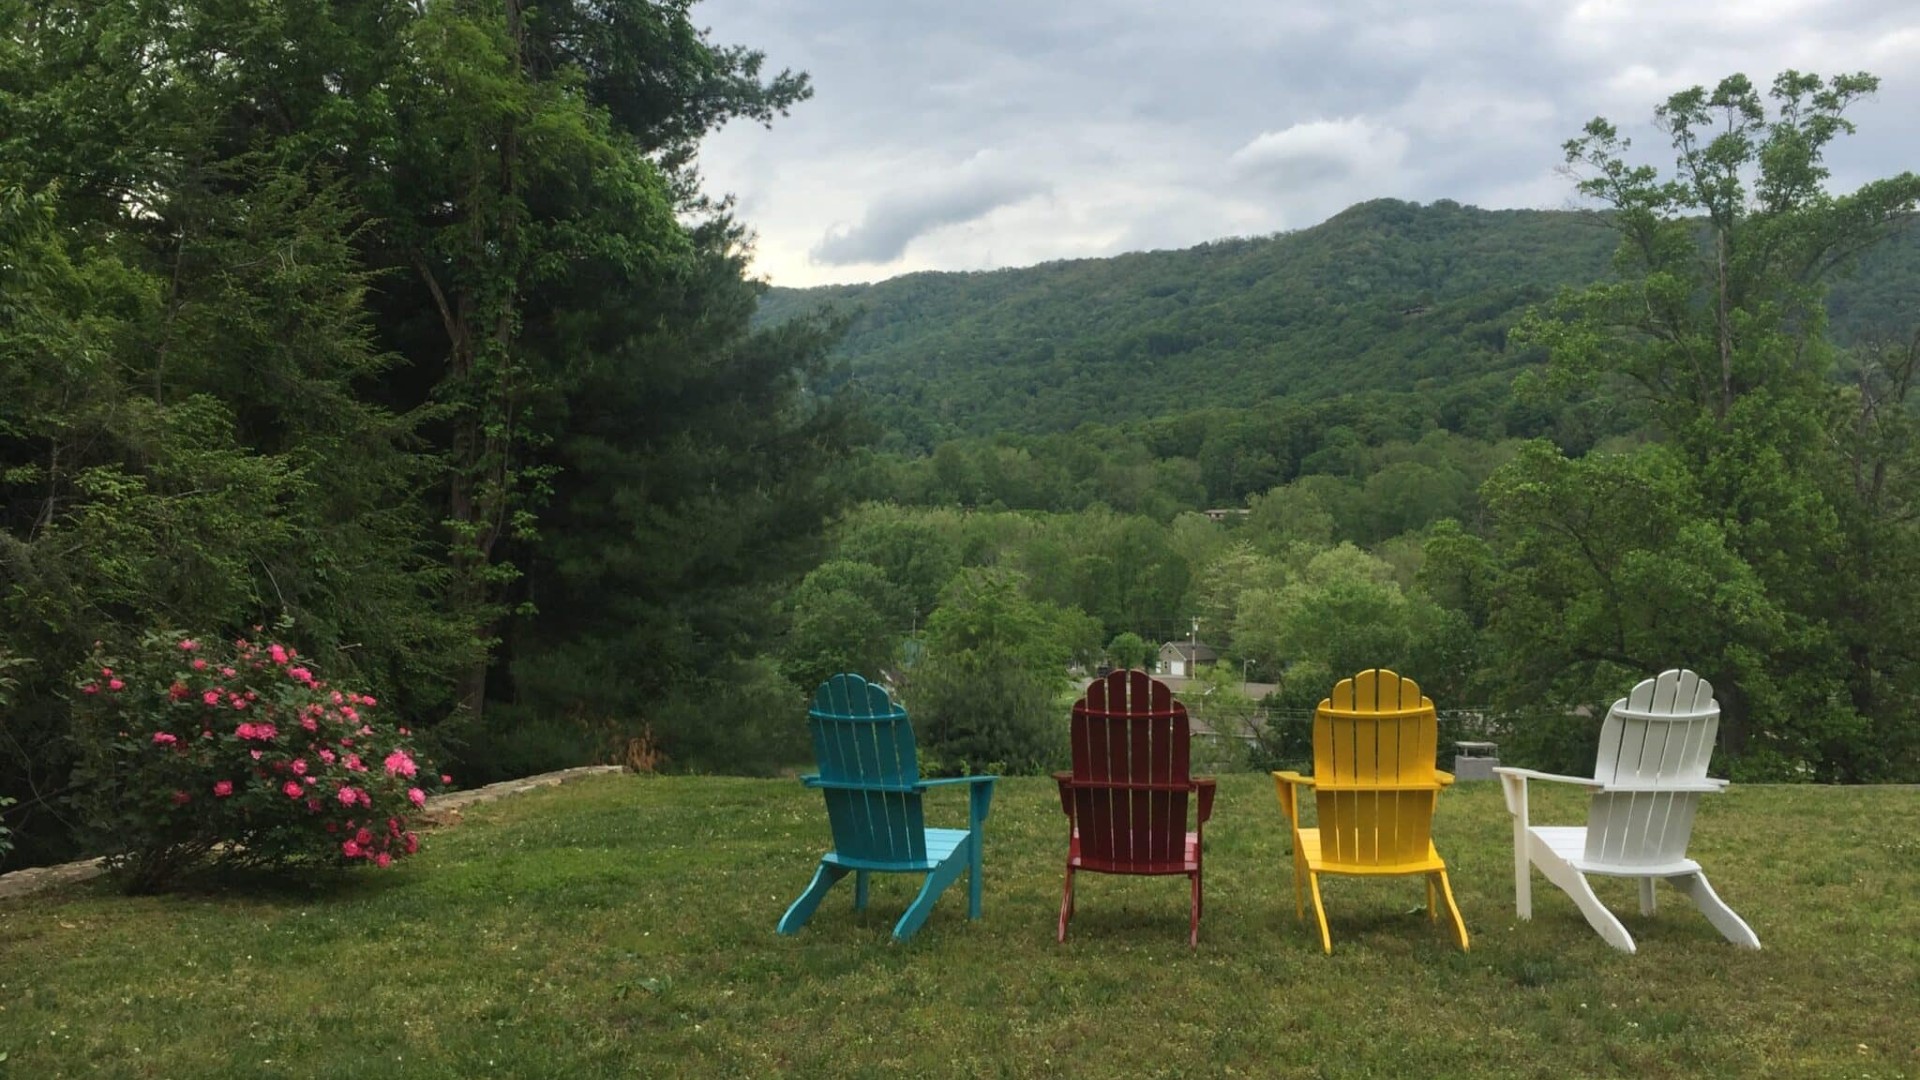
[756, 198, 1920, 450]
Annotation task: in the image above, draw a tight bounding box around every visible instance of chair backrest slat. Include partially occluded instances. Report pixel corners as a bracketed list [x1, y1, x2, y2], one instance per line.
[807, 675, 926, 864]
[1584, 669, 1719, 867]
[1069, 669, 1192, 866]
[1313, 669, 1441, 868]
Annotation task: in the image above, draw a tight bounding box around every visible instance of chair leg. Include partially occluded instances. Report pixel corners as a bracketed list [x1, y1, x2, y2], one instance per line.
[1308, 871, 1332, 954]
[1189, 872, 1202, 949]
[968, 830, 985, 921]
[854, 870, 870, 912]
[777, 862, 849, 935]
[1536, 855, 1636, 953]
[1292, 849, 1306, 922]
[1433, 869, 1470, 952]
[1426, 875, 1438, 922]
[1513, 817, 1533, 920]
[1058, 867, 1075, 943]
[894, 855, 967, 943]
[1669, 871, 1761, 949]
[1638, 876, 1657, 917]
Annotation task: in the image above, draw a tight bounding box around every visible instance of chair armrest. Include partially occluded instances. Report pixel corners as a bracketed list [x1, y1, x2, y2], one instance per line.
[802, 777, 919, 793]
[919, 774, 997, 826]
[1435, 769, 1456, 788]
[1195, 778, 1217, 826]
[1271, 770, 1313, 829]
[1052, 771, 1075, 818]
[1491, 766, 1602, 788]
[1599, 779, 1731, 793]
[1492, 766, 1599, 819]
[918, 775, 996, 789]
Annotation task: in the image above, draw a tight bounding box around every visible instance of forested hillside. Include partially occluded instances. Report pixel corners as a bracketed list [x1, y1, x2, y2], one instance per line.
[757, 76, 1920, 789]
[760, 198, 1920, 449]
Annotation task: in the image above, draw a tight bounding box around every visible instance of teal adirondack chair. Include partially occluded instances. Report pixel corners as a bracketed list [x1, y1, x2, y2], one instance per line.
[777, 674, 997, 942]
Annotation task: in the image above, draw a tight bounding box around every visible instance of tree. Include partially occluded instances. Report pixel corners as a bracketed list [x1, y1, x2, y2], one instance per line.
[907, 568, 1092, 773]
[780, 561, 903, 692]
[1502, 71, 1920, 777]
[1105, 631, 1151, 671]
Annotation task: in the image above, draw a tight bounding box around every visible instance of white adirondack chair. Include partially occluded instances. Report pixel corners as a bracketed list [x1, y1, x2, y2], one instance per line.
[1494, 669, 1760, 953]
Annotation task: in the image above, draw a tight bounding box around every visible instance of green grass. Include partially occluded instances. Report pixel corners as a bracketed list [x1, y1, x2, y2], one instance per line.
[2, 775, 1916, 1078]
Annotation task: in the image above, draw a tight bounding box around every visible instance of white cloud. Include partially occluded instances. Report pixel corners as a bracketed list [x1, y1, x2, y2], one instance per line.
[809, 172, 1048, 266]
[1230, 118, 1410, 191]
[692, 0, 1920, 286]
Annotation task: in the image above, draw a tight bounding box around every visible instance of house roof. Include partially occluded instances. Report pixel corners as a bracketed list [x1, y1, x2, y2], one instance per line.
[1160, 641, 1219, 662]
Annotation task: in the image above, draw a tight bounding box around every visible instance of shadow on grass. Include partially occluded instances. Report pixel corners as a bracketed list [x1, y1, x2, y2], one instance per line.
[153, 861, 412, 905]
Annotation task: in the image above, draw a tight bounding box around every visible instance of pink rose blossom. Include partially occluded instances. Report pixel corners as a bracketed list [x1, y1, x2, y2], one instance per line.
[179, 639, 198, 651]
[269, 644, 289, 664]
[288, 666, 313, 685]
[191, 658, 208, 671]
[383, 750, 417, 778]
[407, 787, 426, 808]
[318, 748, 337, 764]
[345, 754, 365, 772]
[291, 759, 308, 775]
[221, 667, 236, 678]
[440, 774, 453, 785]
[375, 852, 392, 868]
[169, 681, 189, 701]
[337, 785, 361, 807]
[213, 780, 234, 797]
[250, 749, 263, 760]
[403, 832, 420, 854]
[283, 781, 303, 799]
[82, 684, 99, 695]
[341, 839, 362, 858]
[356, 789, 372, 808]
[355, 828, 374, 846]
[101, 667, 113, 677]
[340, 706, 359, 723]
[151, 732, 177, 747]
[108, 678, 125, 691]
[306, 798, 322, 813]
[301, 715, 318, 732]
[202, 690, 220, 706]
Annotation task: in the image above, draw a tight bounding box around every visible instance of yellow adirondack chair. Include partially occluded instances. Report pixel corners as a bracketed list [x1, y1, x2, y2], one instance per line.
[1272, 669, 1470, 953]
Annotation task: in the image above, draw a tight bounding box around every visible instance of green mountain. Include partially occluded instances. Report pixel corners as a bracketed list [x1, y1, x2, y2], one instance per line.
[758, 198, 1920, 450]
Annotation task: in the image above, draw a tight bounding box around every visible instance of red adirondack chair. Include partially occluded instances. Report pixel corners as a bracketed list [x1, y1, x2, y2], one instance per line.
[1053, 669, 1217, 947]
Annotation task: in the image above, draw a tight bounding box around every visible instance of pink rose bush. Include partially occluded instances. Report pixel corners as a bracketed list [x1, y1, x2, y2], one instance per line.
[70, 632, 451, 892]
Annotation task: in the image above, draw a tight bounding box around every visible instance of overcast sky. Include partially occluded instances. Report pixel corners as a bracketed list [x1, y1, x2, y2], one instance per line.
[691, 0, 1920, 288]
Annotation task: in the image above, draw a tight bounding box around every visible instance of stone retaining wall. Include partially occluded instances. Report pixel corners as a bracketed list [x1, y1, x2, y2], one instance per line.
[0, 764, 625, 901]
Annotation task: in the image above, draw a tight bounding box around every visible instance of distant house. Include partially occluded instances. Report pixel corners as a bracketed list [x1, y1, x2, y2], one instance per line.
[1201, 508, 1250, 523]
[1157, 640, 1219, 678]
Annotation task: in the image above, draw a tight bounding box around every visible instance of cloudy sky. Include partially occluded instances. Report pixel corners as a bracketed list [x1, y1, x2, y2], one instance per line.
[691, 0, 1920, 287]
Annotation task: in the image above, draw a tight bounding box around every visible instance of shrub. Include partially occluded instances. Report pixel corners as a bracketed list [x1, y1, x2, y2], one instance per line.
[69, 632, 445, 892]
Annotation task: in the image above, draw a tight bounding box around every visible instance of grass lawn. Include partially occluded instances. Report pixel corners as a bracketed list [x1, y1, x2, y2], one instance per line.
[2, 773, 1916, 1078]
